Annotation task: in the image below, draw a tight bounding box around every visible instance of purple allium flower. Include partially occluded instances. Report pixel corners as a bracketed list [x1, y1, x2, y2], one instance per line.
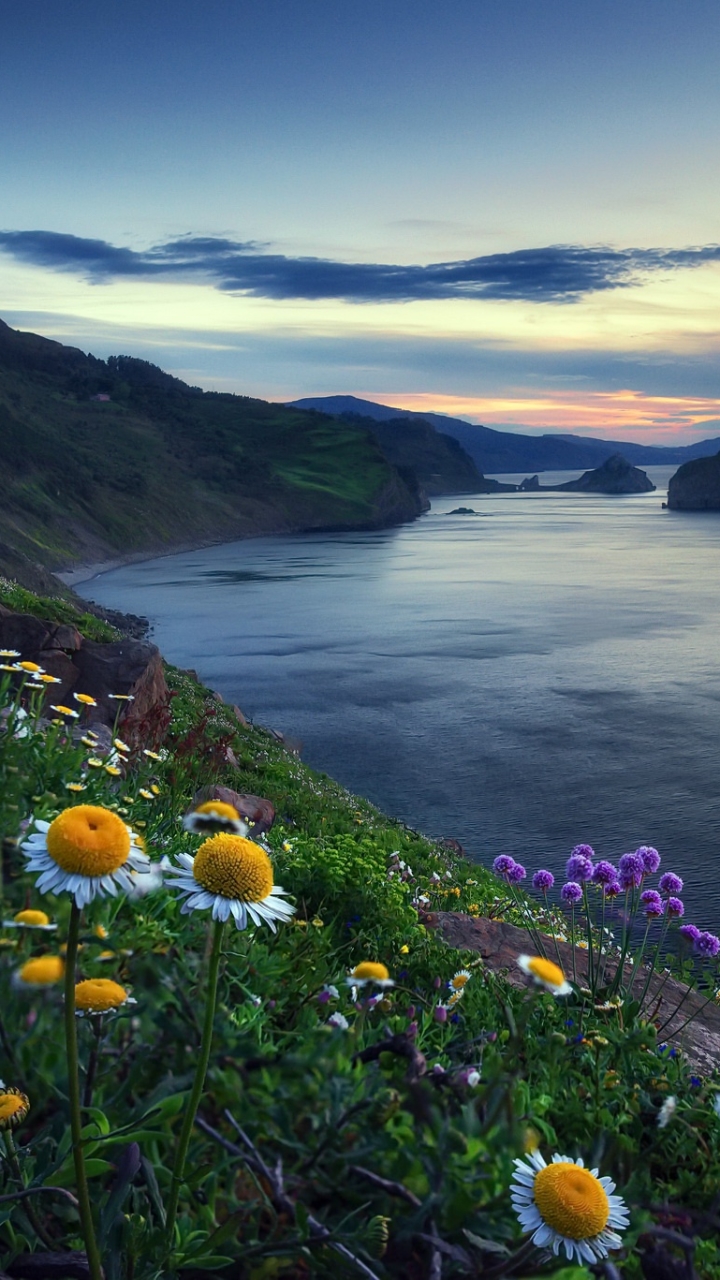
[561, 881, 583, 906]
[695, 931, 720, 958]
[566, 846, 594, 882]
[665, 897, 684, 918]
[679, 924, 701, 943]
[637, 845, 661, 874]
[640, 889, 663, 918]
[507, 862, 527, 884]
[592, 860, 619, 887]
[618, 851, 644, 889]
[604, 880, 621, 898]
[532, 869, 555, 892]
[434, 1004, 448, 1024]
[493, 855, 516, 876]
[659, 872, 684, 896]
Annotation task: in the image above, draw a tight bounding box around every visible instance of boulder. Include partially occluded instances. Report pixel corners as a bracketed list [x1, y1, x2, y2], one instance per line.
[555, 454, 656, 494]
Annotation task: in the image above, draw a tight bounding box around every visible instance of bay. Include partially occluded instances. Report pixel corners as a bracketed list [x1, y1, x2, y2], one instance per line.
[79, 466, 720, 926]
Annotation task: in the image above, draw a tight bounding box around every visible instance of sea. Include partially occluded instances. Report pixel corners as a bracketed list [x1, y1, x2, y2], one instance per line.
[77, 466, 720, 926]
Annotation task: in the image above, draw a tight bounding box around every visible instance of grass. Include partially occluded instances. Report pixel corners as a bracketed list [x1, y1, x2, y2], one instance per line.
[0, 600, 719, 1278]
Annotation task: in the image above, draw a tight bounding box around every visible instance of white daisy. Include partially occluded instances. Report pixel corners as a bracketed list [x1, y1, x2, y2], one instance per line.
[164, 833, 295, 932]
[74, 978, 137, 1016]
[345, 962, 395, 991]
[2, 909, 57, 931]
[511, 1151, 630, 1265]
[517, 954, 573, 997]
[21, 805, 151, 908]
[182, 800, 249, 836]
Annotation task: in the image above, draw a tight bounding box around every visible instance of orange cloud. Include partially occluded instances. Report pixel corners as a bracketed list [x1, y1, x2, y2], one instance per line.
[369, 390, 720, 441]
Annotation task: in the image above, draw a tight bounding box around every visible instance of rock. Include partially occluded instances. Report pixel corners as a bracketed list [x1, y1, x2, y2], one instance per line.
[0, 609, 168, 729]
[190, 785, 276, 834]
[555, 453, 656, 494]
[447, 507, 476, 515]
[667, 451, 720, 510]
[230, 704, 249, 726]
[424, 912, 720, 1074]
[518, 475, 540, 491]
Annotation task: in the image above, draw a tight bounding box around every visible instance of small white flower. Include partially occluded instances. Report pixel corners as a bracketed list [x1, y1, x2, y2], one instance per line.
[511, 1151, 629, 1264]
[328, 1012, 349, 1030]
[657, 1096, 677, 1129]
[517, 955, 572, 997]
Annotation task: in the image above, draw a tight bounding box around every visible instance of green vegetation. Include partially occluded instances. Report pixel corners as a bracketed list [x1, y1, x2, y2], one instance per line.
[0, 319, 420, 581]
[0, 576, 119, 642]
[1, 610, 719, 1278]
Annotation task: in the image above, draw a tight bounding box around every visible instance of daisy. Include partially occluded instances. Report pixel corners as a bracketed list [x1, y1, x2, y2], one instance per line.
[448, 968, 472, 993]
[511, 1151, 629, 1264]
[517, 955, 572, 996]
[21, 805, 151, 908]
[13, 661, 45, 675]
[165, 833, 295, 931]
[74, 978, 136, 1016]
[14, 954, 65, 987]
[73, 693, 97, 707]
[0, 1087, 30, 1131]
[347, 961, 394, 989]
[182, 800, 249, 836]
[50, 704, 79, 719]
[0, 649, 20, 658]
[2, 909, 57, 931]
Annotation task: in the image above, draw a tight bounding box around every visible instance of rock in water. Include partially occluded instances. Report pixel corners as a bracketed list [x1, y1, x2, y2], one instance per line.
[556, 453, 656, 494]
[667, 451, 720, 510]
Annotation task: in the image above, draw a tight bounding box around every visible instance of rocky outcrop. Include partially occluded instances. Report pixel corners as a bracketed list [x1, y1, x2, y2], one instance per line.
[667, 451, 720, 510]
[0, 608, 168, 728]
[555, 454, 656, 494]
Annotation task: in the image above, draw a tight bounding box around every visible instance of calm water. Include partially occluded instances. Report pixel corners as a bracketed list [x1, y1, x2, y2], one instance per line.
[79, 466, 720, 925]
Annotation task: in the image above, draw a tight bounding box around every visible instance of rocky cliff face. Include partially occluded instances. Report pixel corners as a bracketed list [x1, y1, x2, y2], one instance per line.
[667, 452, 720, 510]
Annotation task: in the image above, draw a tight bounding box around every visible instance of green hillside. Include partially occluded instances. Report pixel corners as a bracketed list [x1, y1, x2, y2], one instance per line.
[0, 319, 423, 580]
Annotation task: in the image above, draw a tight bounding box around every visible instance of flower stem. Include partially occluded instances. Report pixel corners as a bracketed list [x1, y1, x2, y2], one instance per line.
[64, 901, 103, 1280]
[165, 918, 225, 1253]
[3, 1132, 56, 1249]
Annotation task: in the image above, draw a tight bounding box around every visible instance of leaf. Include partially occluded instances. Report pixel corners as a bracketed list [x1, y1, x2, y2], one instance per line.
[99, 1143, 141, 1247]
[47, 1158, 115, 1186]
[140, 1154, 167, 1227]
[463, 1230, 511, 1256]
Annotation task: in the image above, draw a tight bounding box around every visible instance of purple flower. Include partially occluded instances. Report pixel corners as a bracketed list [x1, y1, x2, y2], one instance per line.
[493, 855, 516, 876]
[566, 846, 594, 882]
[434, 1004, 448, 1024]
[690, 1075, 702, 1088]
[640, 889, 663, 918]
[659, 872, 683, 896]
[561, 881, 583, 906]
[679, 924, 701, 943]
[592, 860, 618, 887]
[637, 845, 661, 874]
[618, 852, 644, 889]
[695, 931, 720, 958]
[507, 862, 527, 884]
[532, 869, 555, 892]
[604, 880, 621, 898]
[665, 897, 684, 918]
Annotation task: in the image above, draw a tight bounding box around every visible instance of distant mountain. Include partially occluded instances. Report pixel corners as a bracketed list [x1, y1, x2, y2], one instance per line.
[289, 395, 720, 475]
[0, 320, 427, 585]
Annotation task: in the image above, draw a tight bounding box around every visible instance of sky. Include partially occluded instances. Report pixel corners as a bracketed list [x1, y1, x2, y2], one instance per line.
[2, 0, 720, 443]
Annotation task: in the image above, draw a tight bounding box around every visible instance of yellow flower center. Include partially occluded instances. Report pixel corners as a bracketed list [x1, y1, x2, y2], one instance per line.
[75, 978, 129, 1012]
[451, 973, 470, 989]
[0, 1090, 30, 1129]
[527, 957, 567, 988]
[534, 1163, 610, 1239]
[45, 806, 130, 877]
[193, 834, 273, 901]
[15, 909, 51, 926]
[74, 693, 97, 705]
[18, 661, 42, 672]
[19, 955, 65, 985]
[195, 800, 241, 821]
[353, 962, 391, 982]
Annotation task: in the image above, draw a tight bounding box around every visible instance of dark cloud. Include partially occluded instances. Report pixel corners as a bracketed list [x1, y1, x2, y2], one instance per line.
[1, 229, 720, 304]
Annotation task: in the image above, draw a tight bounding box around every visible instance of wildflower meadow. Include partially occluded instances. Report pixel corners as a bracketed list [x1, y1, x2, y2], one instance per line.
[1, 613, 720, 1279]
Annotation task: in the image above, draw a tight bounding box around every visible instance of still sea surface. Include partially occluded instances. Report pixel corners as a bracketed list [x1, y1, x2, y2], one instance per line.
[79, 466, 720, 925]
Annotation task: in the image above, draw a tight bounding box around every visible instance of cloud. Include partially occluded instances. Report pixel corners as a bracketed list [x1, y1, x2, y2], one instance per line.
[2, 229, 720, 304]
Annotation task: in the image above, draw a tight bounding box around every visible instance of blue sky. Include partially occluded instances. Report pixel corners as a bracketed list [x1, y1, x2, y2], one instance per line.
[3, 0, 720, 440]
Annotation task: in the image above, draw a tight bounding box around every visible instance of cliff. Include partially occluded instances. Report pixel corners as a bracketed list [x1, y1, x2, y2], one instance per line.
[553, 454, 656, 494]
[0, 319, 427, 588]
[667, 452, 720, 510]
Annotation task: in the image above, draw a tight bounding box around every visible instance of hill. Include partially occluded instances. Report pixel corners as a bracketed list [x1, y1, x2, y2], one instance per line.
[289, 394, 720, 474]
[667, 451, 720, 510]
[322, 411, 490, 495]
[0, 321, 427, 585]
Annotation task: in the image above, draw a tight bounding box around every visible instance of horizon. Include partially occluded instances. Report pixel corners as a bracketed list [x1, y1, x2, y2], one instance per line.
[4, 1, 720, 446]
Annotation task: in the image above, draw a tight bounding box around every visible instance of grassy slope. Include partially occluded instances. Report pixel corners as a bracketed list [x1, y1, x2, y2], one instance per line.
[0, 320, 418, 576]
